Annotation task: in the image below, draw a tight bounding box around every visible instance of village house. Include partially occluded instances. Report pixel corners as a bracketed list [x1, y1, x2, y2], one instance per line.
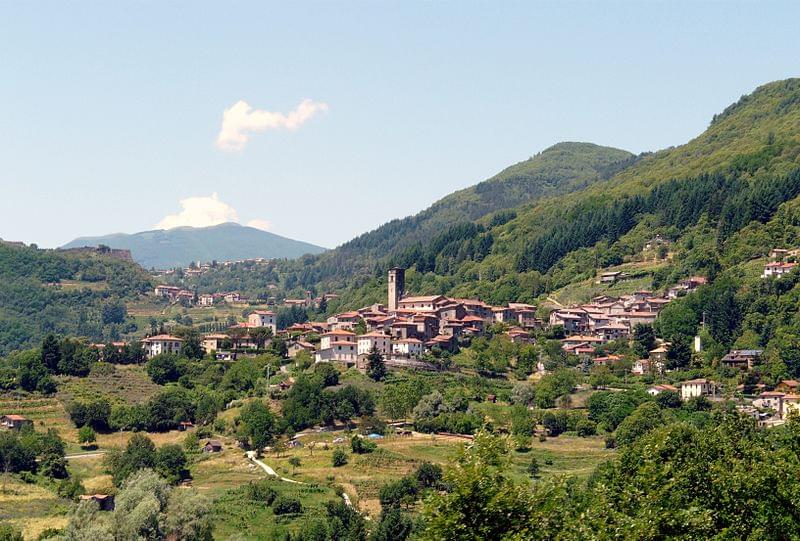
[632, 358, 663, 376]
[679, 379, 715, 401]
[319, 329, 356, 350]
[357, 332, 391, 356]
[315, 341, 357, 365]
[720, 349, 763, 371]
[647, 384, 678, 396]
[1, 414, 32, 431]
[763, 261, 798, 278]
[198, 293, 214, 307]
[754, 391, 785, 413]
[201, 334, 229, 354]
[141, 334, 183, 358]
[247, 310, 277, 335]
[777, 380, 800, 393]
[287, 340, 315, 358]
[154, 285, 181, 299]
[392, 338, 424, 358]
[507, 328, 532, 344]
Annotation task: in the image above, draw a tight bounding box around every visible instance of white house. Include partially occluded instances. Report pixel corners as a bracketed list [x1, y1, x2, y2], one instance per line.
[320, 329, 356, 350]
[392, 338, 424, 358]
[315, 341, 357, 365]
[679, 378, 715, 401]
[763, 262, 798, 278]
[247, 311, 276, 335]
[141, 334, 183, 358]
[198, 294, 214, 307]
[647, 384, 678, 396]
[357, 332, 391, 356]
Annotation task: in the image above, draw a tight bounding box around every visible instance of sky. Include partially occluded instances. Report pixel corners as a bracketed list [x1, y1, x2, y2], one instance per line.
[1, 1, 799, 249]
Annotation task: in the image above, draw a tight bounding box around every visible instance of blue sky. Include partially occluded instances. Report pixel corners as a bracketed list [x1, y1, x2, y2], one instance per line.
[1, 1, 798, 249]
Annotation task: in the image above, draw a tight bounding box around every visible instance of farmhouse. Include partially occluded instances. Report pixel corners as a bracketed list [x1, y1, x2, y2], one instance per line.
[1, 414, 32, 431]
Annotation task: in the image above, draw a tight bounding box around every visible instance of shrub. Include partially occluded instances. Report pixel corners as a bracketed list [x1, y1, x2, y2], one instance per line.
[77, 426, 96, 446]
[273, 495, 302, 515]
[576, 419, 597, 437]
[243, 480, 277, 505]
[332, 448, 348, 467]
[350, 435, 377, 454]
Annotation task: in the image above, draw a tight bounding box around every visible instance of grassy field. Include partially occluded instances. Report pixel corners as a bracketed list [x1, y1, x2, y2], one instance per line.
[547, 260, 670, 306]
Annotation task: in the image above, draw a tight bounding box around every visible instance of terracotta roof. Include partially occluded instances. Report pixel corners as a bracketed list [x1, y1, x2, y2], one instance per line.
[142, 334, 183, 342]
[322, 329, 356, 336]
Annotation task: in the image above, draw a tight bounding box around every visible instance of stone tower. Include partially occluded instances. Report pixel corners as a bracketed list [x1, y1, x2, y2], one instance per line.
[388, 267, 405, 311]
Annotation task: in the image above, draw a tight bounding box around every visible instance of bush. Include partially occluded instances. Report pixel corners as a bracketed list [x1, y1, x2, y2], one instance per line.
[332, 448, 348, 467]
[350, 436, 377, 455]
[576, 419, 597, 437]
[243, 480, 277, 505]
[272, 495, 302, 515]
[77, 426, 96, 446]
[0, 523, 23, 541]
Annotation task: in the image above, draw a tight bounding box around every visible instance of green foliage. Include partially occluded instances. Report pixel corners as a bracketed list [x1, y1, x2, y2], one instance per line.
[350, 435, 377, 455]
[146, 353, 186, 385]
[0, 523, 23, 541]
[332, 448, 348, 467]
[273, 495, 303, 515]
[235, 400, 278, 451]
[0, 243, 152, 354]
[77, 426, 96, 445]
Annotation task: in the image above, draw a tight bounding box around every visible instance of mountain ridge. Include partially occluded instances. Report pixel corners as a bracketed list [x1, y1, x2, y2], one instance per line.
[62, 222, 327, 269]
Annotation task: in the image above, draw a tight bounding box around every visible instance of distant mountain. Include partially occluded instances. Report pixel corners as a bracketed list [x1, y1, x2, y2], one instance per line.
[62, 223, 327, 269]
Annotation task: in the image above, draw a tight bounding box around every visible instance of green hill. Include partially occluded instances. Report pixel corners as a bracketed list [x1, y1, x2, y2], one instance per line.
[62, 222, 327, 269]
[161, 78, 800, 316]
[0, 242, 153, 354]
[283, 78, 800, 310]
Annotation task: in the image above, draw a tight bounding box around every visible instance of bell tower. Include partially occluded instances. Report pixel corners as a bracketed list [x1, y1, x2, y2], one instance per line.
[388, 267, 405, 311]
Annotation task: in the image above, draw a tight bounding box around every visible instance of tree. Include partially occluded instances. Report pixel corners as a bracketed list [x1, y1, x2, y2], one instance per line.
[666, 337, 692, 369]
[162, 488, 214, 541]
[614, 402, 665, 446]
[371, 508, 413, 541]
[288, 456, 301, 475]
[235, 401, 277, 453]
[655, 390, 682, 409]
[632, 324, 656, 358]
[146, 353, 185, 385]
[77, 426, 96, 447]
[366, 348, 387, 381]
[41, 334, 61, 372]
[273, 495, 302, 515]
[109, 433, 157, 486]
[156, 444, 187, 484]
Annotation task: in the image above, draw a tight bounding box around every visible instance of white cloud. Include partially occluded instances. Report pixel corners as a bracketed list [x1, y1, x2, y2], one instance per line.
[155, 193, 239, 229]
[246, 219, 272, 231]
[215, 98, 329, 151]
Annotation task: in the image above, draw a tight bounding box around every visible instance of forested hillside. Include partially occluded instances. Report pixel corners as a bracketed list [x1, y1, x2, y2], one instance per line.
[0, 243, 153, 353]
[304, 78, 800, 309]
[162, 79, 800, 320]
